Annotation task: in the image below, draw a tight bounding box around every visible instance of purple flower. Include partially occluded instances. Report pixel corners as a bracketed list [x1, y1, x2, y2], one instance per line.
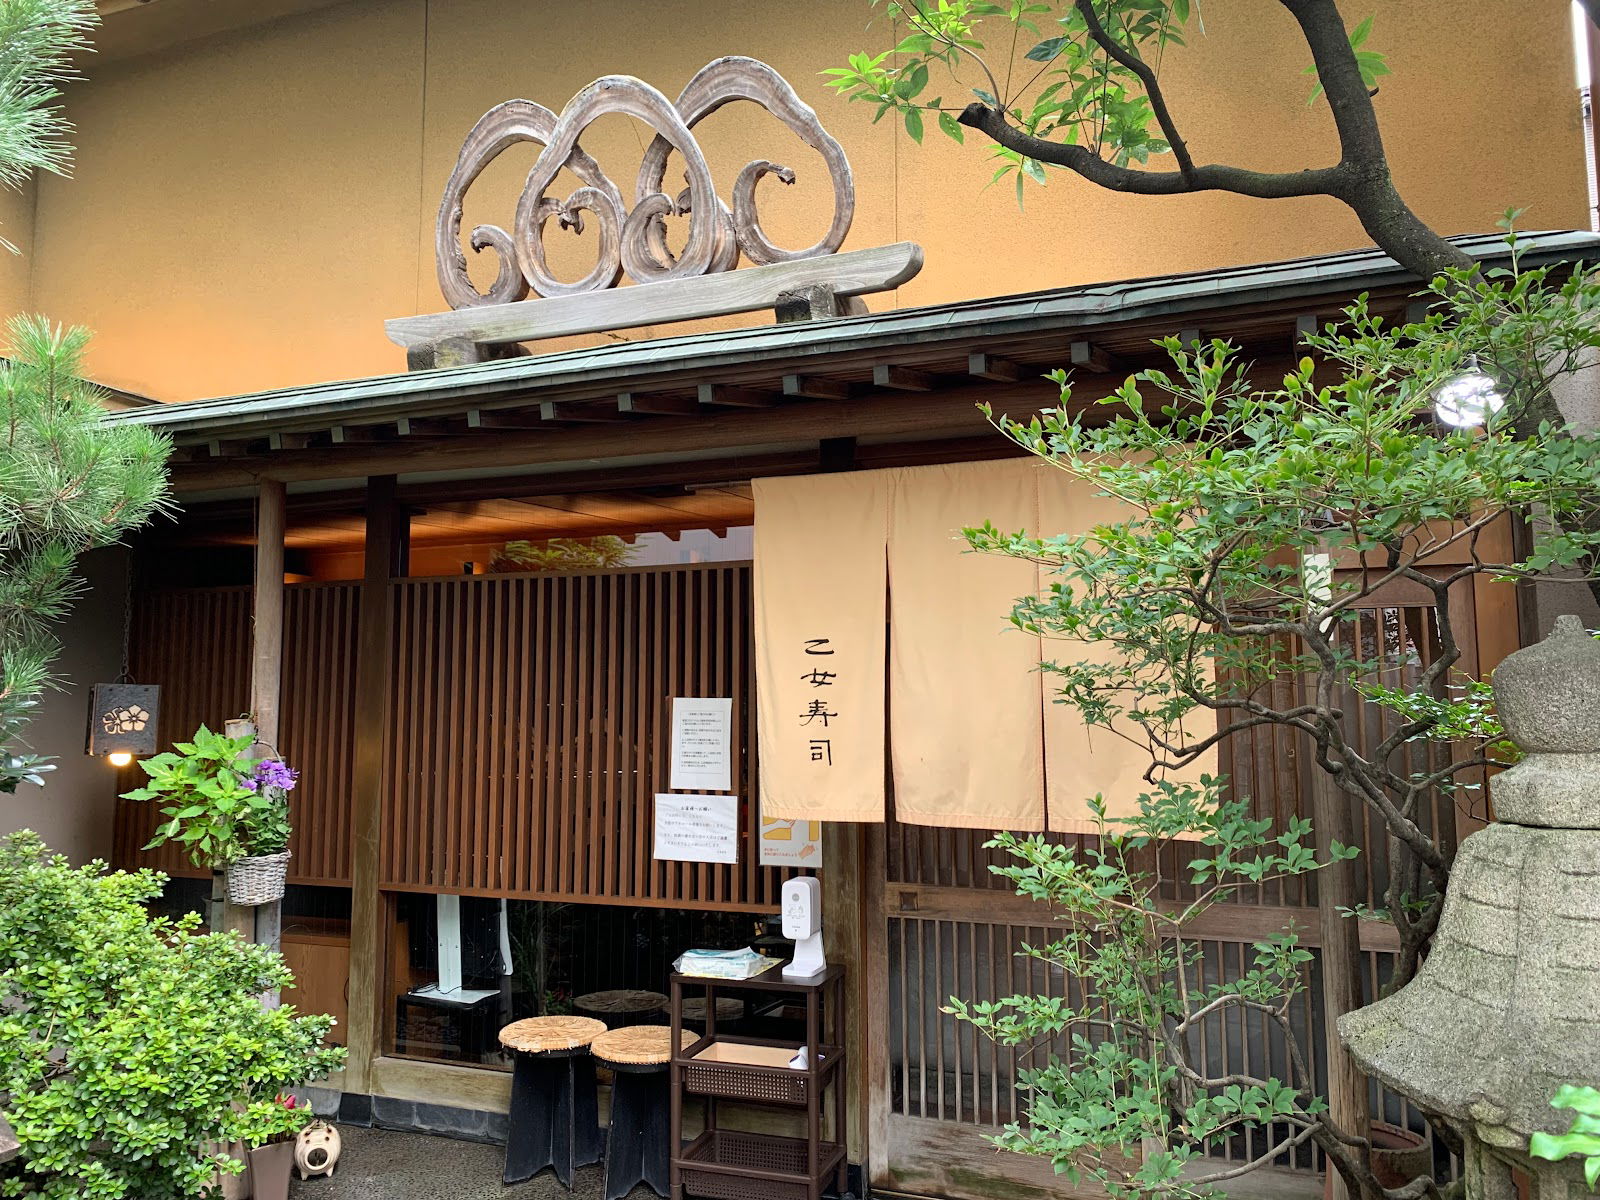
[252, 759, 299, 792]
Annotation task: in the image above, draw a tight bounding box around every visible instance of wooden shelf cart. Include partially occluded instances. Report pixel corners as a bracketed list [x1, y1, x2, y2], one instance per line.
[669, 964, 847, 1200]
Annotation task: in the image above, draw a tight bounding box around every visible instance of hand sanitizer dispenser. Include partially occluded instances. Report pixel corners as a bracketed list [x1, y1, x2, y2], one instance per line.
[781, 876, 826, 979]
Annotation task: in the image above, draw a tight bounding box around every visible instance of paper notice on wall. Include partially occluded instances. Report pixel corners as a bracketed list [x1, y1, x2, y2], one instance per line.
[759, 817, 823, 867]
[653, 793, 740, 863]
[670, 697, 734, 791]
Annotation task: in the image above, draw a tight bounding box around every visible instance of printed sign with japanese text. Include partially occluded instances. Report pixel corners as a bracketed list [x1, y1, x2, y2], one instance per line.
[653, 792, 740, 863]
[669, 697, 733, 791]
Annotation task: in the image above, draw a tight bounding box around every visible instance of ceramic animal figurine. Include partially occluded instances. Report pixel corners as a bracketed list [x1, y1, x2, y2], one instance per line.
[293, 1120, 341, 1180]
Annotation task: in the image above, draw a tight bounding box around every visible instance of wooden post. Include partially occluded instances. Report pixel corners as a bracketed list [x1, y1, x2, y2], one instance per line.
[1311, 714, 1369, 1200]
[821, 822, 868, 1169]
[1300, 544, 1369, 1200]
[861, 825, 890, 1190]
[251, 478, 286, 749]
[215, 482, 285, 939]
[240, 479, 287, 1001]
[343, 475, 404, 1095]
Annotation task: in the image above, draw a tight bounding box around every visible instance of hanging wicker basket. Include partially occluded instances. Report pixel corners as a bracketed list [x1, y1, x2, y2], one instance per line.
[225, 851, 291, 906]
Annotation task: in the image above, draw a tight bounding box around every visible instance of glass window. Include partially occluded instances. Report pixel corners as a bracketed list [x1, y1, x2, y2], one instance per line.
[386, 895, 779, 1067]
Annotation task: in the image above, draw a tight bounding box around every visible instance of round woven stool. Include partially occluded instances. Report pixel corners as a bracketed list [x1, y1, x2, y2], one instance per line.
[499, 1016, 608, 1190]
[500, 1016, 607, 1054]
[592, 1028, 694, 1200]
[574, 989, 669, 1028]
[679, 996, 745, 1034]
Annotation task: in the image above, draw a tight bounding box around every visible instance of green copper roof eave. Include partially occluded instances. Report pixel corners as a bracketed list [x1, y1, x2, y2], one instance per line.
[105, 230, 1600, 438]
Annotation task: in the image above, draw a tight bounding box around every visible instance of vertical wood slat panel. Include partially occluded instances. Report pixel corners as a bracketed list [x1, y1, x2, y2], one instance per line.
[379, 562, 783, 911]
[113, 587, 253, 876]
[112, 584, 358, 886]
[280, 583, 360, 884]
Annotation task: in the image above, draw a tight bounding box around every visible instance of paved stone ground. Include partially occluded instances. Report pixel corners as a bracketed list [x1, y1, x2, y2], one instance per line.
[289, 1125, 656, 1200]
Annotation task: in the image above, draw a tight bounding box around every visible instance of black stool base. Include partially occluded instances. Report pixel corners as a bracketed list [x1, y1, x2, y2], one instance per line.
[504, 1050, 603, 1188]
[604, 1065, 671, 1200]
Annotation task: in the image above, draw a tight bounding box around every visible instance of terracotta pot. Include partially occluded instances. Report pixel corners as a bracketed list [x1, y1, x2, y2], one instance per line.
[1323, 1122, 1432, 1198]
[248, 1141, 296, 1200]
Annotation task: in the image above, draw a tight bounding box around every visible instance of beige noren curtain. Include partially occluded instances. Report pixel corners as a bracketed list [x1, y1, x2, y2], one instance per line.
[755, 460, 1212, 835]
[753, 471, 890, 823]
[887, 459, 1046, 830]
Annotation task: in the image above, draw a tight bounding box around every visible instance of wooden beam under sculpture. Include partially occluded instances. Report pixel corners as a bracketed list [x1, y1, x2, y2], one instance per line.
[390, 56, 920, 365]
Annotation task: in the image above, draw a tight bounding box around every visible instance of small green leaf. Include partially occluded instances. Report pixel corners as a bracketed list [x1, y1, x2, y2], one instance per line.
[1026, 36, 1067, 61]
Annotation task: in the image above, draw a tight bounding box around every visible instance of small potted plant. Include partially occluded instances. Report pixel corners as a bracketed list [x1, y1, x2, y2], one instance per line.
[120, 723, 299, 905]
[226, 756, 297, 905]
[246, 1093, 313, 1200]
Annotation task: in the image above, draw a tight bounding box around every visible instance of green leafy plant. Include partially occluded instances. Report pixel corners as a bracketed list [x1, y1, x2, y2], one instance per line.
[1530, 1086, 1600, 1191]
[949, 787, 1357, 1199]
[249, 1093, 314, 1149]
[0, 316, 171, 792]
[0, 831, 345, 1198]
[949, 242, 1600, 1199]
[969, 241, 1600, 988]
[0, 0, 99, 248]
[121, 725, 297, 867]
[0, 2, 172, 787]
[829, 1, 1478, 283]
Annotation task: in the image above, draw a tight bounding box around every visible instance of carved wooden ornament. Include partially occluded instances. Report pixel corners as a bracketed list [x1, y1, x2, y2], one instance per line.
[435, 56, 856, 308]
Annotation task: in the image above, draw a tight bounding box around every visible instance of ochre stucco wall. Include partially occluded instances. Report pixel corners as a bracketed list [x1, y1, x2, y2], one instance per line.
[25, 0, 1592, 402]
[0, 548, 127, 864]
[0, 176, 36, 318]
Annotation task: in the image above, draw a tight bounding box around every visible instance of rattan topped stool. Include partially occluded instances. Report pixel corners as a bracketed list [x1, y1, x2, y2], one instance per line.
[678, 996, 745, 1034]
[575, 989, 669, 1028]
[593, 1027, 694, 1200]
[499, 1016, 608, 1189]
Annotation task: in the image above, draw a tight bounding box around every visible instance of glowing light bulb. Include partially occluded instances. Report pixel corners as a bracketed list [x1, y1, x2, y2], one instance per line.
[107, 751, 133, 767]
[1433, 359, 1505, 429]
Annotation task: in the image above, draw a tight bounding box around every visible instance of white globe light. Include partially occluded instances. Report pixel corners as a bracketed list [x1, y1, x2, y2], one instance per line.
[1433, 363, 1505, 429]
[106, 751, 133, 767]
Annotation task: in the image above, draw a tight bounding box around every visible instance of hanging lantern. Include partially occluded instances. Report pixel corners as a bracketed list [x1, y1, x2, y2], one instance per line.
[85, 683, 160, 766]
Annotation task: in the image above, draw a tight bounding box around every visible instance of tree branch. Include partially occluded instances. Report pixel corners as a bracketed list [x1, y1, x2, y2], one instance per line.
[954, 0, 1480, 279]
[1170, 1123, 1322, 1191]
[956, 102, 1348, 198]
[1072, 0, 1195, 180]
[1277, 0, 1475, 276]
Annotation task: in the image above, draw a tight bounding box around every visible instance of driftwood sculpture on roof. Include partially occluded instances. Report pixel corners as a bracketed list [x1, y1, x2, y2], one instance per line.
[436, 55, 856, 306]
[388, 57, 921, 367]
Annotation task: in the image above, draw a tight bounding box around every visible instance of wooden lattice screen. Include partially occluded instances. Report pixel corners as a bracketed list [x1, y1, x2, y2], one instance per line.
[380, 563, 782, 911]
[113, 583, 359, 885]
[114, 586, 251, 877]
[871, 591, 1468, 1190]
[114, 565, 776, 908]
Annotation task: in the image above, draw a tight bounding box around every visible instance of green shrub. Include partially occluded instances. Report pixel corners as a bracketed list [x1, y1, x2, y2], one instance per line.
[0, 831, 345, 1198]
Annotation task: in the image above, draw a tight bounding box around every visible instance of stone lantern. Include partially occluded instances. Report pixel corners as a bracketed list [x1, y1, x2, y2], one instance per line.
[1340, 615, 1600, 1200]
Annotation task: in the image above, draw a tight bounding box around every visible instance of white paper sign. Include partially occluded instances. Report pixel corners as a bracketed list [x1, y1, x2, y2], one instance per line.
[654, 792, 740, 863]
[670, 697, 733, 791]
[759, 817, 823, 867]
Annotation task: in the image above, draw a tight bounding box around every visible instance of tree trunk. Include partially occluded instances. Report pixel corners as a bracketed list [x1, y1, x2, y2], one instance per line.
[1341, 168, 1476, 279]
